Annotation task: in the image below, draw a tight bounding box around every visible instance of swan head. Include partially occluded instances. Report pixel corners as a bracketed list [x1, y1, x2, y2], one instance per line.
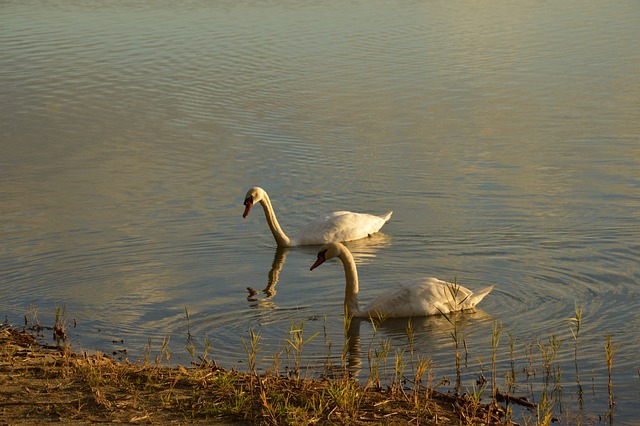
[243, 187, 266, 218]
[310, 242, 343, 271]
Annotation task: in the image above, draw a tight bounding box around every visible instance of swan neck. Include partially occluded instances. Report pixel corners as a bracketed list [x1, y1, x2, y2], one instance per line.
[259, 193, 292, 247]
[338, 249, 360, 316]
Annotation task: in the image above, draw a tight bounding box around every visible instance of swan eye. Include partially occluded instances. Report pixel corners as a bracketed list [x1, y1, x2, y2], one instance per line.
[317, 250, 327, 260]
[244, 196, 253, 206]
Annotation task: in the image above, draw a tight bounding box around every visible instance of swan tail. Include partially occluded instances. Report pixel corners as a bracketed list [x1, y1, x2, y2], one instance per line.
[382, 211, 393, 222]
[468, 285, 494, 308]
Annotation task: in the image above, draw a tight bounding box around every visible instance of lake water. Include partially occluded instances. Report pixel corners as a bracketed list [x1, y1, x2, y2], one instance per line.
[2, 0, 639, 423]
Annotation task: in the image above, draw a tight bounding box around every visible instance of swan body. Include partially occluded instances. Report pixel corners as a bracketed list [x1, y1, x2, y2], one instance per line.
[243, 187, 392, 247]
[310, 242, 494, 318]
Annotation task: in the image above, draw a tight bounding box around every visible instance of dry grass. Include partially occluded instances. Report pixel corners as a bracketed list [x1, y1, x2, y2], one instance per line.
[0, 325, 516, 425]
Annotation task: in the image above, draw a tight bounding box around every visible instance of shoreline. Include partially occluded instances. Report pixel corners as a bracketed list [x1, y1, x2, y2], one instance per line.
[0, 324, 518, 425]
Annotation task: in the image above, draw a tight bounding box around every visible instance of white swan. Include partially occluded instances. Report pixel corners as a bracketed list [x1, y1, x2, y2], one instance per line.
[243, 187, 392, 247]
[310, 242, 494, 318]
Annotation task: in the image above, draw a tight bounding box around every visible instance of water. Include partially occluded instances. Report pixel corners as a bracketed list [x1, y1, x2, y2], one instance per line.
[2, 0, 639, 423]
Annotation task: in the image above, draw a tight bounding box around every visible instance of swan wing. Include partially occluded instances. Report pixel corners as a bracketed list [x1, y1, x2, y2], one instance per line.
[362, 282, 442, 318]
[362, 278, 493, 318]
[297, 211, 392, 245]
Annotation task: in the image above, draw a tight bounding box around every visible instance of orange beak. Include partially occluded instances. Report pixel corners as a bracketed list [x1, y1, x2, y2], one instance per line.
[243, 201, 253, 218]
[310, 253, 326, 271]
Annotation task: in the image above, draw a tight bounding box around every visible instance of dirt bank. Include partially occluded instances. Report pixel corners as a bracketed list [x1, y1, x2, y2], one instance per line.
[0, 325, 516, 425]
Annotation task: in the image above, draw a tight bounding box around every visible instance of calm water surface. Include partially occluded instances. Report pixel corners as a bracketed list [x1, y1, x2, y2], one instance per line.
[2, 0, 639, 423]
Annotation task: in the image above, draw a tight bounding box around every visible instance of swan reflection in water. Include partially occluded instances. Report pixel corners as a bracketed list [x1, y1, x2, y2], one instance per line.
[343, 310, 494, 379]
[246, 245, 290, 309]
[246, 233, 392, 310]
